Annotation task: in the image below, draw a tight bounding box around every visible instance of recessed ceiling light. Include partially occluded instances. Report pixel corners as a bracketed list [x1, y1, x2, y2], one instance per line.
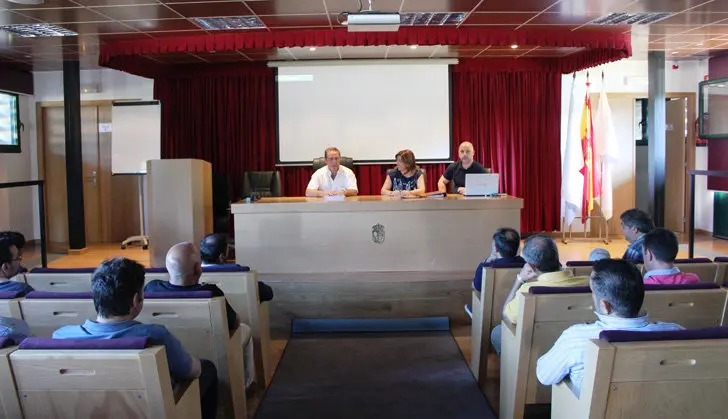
[0, 23, 77, 37]
[697, 42, 704, 46]
[671, 51, 679, 55]
[591, 12, 672, 25]
[6, 0, 44, 4]
[510, 44, 518, 49]
[399, 12, 465, 26]
[192, 16, 264, 30]
[410, 45, 418, 49]
[309, 47, 316, 51]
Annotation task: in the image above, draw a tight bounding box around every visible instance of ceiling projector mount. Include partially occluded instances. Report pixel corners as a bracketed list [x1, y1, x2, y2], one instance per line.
[339, 0, 400, 32]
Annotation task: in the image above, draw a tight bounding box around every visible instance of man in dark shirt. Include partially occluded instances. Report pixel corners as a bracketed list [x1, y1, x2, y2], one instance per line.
[0, 231, 26, 272]
[145, 242, 256, 388]
[199, 233, 274, 303]
[437, 141, 487, 194]
[472, 227, 526, 292]
[0, 238, 34, 296]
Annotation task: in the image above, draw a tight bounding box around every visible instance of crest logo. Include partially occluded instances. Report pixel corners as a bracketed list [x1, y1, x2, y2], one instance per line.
[372, 223, 385, 244]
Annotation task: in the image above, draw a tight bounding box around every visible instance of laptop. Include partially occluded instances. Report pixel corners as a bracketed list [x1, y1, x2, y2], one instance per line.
[464, 173, 499, 196]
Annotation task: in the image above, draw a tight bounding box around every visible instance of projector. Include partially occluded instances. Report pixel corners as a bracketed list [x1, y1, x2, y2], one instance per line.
[345, 12, 400, 32]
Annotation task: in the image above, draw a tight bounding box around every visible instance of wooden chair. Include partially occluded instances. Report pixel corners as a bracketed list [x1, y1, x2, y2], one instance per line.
[551, 328, 728, 419]
[565, 261, 644, 279]
[713, 257, 727, 285]
[673, 258, 720, 283]
[146, 266, 272, 387]
[0, 338, 21, 419]
[10, 337, 201, 419]
[0, 292, 22, 319]
[137, 292, 247, 419]
[469, 263, 523, 389]
[24, 268, 95, 293]
[19, 292, 97, 338]
[500, 283, 728, 419]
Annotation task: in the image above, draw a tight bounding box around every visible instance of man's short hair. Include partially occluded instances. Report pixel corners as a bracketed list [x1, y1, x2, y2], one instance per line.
[91, 257, 145, 318]
[620, 208, 655, 234]
[324, 147, 341, 159]
[522, 235, 560, 273]
[200, 233, 228, 264]
[589, 248, 611, 262]
[0, 240, 14, 266]
[642, 228, 679, 263]
[493, 228, 520, 258]
[591, 259, 644, 318]
[0, 232, 25, 250]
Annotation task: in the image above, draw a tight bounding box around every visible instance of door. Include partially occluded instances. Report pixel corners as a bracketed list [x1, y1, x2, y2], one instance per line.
[42, 107, 69, 253]
[81, 107, 102, 243]
[665, 98, 687, 233]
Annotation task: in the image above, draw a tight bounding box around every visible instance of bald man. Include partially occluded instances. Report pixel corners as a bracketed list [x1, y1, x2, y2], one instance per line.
[145, 242, 256, 388]
[437, 141, 487, 194]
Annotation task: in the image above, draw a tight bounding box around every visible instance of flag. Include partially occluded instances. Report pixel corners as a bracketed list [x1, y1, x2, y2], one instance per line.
[593, 80, 619, 221]
[562, 75, 583, 227]
[579, 81, 600, 223]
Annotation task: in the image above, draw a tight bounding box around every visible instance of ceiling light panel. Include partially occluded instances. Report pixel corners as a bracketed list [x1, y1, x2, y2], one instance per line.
[0, 24, 78, 37]
[400, 13, 466, 26]
[591, 12, 672, 25]
[192, 16, 265, 31]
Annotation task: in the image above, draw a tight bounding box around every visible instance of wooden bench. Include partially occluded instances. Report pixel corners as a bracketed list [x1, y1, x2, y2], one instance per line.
[10, 337, 200, 419]
[715, 257, 728, 285]
[23, 268, 95, 293]
[0, 338, 21, 419]
[673, 258, 720, 283]
[469, 262, 523, 389]
[0, 292, 22, 319]
[565, 261, 644, 279]
[551, 328, 728, 419]
[499, 283, 728, 419]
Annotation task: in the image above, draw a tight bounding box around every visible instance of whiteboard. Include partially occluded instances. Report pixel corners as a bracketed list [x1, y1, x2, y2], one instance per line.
[111, 101, 161, 174]
[276, 62, 451, 163]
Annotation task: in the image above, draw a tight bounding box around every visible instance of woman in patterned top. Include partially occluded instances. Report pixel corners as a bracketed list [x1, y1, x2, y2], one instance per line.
[380, 149, 426, 197]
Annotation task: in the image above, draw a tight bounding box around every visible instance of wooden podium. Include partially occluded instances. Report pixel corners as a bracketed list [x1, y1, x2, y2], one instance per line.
[147, 159, 213, 267]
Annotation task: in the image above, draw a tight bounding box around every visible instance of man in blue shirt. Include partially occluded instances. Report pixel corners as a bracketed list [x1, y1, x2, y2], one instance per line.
[53, 257, 218, 419]
[0, 238, 33, 296]
[619, 208, 655, 262]
[536, 259, 682, 395]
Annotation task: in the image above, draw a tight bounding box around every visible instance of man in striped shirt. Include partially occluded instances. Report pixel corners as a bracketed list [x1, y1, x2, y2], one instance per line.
[536, 259, 682, 395]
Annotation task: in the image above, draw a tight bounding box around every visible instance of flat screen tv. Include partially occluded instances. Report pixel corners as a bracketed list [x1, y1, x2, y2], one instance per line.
[699, 77, 728, 140]
[0, 91, 20, 153]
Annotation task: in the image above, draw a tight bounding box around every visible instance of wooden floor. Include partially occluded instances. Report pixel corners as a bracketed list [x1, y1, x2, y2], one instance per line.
[21, 232, 728, 417]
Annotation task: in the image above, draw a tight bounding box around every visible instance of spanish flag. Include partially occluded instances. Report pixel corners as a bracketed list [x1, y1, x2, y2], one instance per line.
[579, 83, 601, 222]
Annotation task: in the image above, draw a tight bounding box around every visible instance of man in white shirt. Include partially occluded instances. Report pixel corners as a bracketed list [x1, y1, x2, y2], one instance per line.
[306, 147, 358, 197]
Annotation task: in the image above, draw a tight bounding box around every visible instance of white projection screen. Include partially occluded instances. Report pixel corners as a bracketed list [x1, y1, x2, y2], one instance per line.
[276, 62, 452, 163]
[111, 101, 162, 174]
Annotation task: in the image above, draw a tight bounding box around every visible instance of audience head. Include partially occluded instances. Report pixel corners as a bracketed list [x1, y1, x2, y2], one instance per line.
[165, 242, 202, 286]
[620, 208, 655, 242]
[91, 257, 146, 320]
[492, 228, 521, 259]
[588, 248, 611, 262]
[395, 149, 417, 174]
[0, 232, 25, 257]
[642, 228, 680, 271]
[522, 234, 561, 274]
[200, 233, 229, 264]
[0, 239, 21, 279]
[458, 142, 475, 167]
[324, 147, 341, 172]
[590, 259, 644, 318]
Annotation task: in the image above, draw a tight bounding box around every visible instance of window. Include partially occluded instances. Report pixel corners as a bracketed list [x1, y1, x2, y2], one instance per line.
[0, 91, 20, 153]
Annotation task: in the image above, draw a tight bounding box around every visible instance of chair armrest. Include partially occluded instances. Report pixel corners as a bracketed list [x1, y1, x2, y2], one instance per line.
[174, 378, 201, 419]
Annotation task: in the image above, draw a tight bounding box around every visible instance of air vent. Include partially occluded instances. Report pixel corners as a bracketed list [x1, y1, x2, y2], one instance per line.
[400, 12, 465, 26]
[0, 24, 77, 37]
[591, 12, 672, 25]
[192, 16, 265, 30]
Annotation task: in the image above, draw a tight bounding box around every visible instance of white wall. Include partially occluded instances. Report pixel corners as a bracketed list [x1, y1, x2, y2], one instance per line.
[694, 146, 714, 232]
[561, 56, 710, 232]
[33, 69, 154, 102]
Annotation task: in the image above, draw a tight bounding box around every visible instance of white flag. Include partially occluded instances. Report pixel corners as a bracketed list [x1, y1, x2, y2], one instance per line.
[562, 75, 584, 227]
[593, 81, 619, 220]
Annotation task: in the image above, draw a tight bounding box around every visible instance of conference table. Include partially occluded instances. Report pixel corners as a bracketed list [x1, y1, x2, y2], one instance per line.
[231, 194, 523, 334]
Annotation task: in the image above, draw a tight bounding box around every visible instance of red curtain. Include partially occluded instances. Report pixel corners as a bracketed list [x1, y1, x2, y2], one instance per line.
[452, 66, 562, 232]
[154, 61, 561, 232]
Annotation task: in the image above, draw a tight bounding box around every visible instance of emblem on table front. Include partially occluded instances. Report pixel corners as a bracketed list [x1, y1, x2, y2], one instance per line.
[372, 223, 385, 244]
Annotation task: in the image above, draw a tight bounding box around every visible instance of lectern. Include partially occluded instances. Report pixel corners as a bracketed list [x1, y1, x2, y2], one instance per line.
[147, 159, 213, 267]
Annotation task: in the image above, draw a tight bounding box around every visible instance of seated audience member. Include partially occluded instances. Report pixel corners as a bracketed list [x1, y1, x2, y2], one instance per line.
[0, 316, 32, 344]
[642, 228, 700, 285]
[536, 259, 682, 394]
[305, 147, 358, 197]
[53, 257, 218, 419]
[619, 208, 655, 262]
[146, 242, 256, 389]
[199, 233, 273, 303]
[589, 248, 611, 261]
[381, 149, 425, 197]
[490, 235, 589, 356]
[0, 239, 33, 296]
[472, 228, 525, 292]
[0, 231, 26, 272]
[437, 141, 487, 194]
